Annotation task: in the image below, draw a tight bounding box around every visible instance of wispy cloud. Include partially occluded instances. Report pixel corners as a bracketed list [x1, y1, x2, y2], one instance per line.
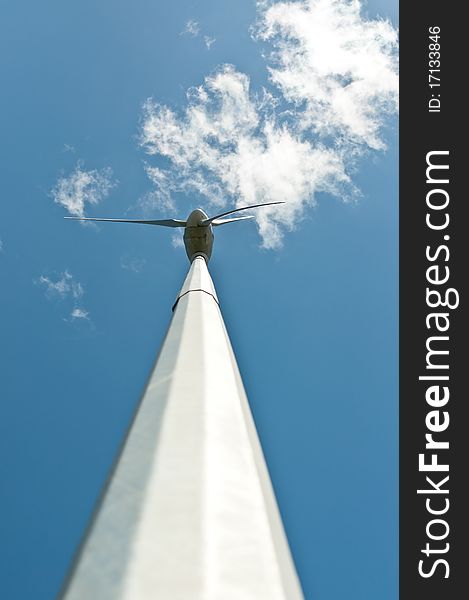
[38, 270, 83, 299]
[181, 19, 200, 37]
[204, 36, 216, 50]
[120, 254, 146, 273]
[171, 232, 185, 249]
[139, 165, 175, 213]
[51, 161, 116, 219]
[181, 19, 216, 50]
[70, 307, 90, 321]
[0, 238, 3, 253]
[140, 0, 398, 248]
[36, 270, 90, 322]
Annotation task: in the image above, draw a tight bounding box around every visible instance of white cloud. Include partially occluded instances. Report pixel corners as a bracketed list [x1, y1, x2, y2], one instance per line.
[38, 270, 83, 299]
[51, 162, 116, 218]
[257, 0, 398, 150]
[0, 238, 3, 252]
[140, 66, 354, 248]
[120, 254, 147, 273]
[204, 36, 216, 49]
[70, 308, 90, 320]
[181, 19, 216, 50]
[140, 1, 397, 248]
[37, 270, 90, 322]
[171, 232, 185, 249]
[182, 19, 200, 37]
[139, 165, 175, 213]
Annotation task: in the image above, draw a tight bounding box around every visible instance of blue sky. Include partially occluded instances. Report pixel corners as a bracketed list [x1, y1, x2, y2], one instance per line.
[0, 1, 398, 599]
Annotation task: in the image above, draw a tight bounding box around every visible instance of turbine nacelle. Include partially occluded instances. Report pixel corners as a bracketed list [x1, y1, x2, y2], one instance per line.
[64, 202, 285, 262]
[184, 209, 213, 262]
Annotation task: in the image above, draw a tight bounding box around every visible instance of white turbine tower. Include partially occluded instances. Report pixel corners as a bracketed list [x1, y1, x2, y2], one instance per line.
[61, 202, 304, 600]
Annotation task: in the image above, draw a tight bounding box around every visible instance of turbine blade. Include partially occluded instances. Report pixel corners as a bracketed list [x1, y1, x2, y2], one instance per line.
[201, 201, 285, 225]
[64, 217, 186, 227]
[211, 215, 254, 226]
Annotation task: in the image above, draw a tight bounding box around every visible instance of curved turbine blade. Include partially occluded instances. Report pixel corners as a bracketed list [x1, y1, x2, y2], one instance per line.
[64, 217, 186, 227]
[211, 215, 254, 226]
[200, 201, 285, 225]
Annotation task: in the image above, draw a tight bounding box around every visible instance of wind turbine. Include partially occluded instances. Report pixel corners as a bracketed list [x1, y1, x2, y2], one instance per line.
[61, 201, 304, 600]
[64, 201, 284, 262]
